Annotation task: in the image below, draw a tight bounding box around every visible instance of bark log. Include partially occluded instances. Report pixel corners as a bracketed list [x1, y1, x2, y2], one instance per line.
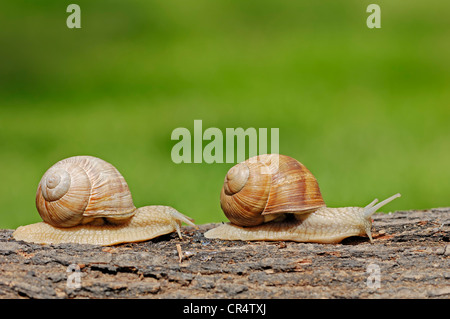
[0, 208, 449, 299]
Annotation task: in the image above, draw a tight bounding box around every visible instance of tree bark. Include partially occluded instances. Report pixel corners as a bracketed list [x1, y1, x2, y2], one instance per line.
[0, 208, 449, 299]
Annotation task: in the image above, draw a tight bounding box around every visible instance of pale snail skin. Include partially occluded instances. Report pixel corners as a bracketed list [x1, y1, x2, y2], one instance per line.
[13, 156, 195, 246]
[204, 154, 401, 244]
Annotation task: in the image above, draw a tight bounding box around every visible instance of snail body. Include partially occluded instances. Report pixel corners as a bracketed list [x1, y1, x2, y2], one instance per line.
[13, 156, 195, 246]
[204, 154, 400, 244]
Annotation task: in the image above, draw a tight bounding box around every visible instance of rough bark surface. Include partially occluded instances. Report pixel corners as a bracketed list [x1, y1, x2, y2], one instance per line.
[0, 208, 449, 299]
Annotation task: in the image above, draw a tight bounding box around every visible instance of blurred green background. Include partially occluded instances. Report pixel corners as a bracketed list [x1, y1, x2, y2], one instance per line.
[0, 0, 449, 229]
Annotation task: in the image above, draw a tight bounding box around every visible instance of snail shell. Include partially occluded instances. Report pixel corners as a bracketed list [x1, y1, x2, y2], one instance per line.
[35, 156, 136, 227]
[13, 156, 195, 246]
[220, 154, 325, 226]
[205, 154, 401, 243]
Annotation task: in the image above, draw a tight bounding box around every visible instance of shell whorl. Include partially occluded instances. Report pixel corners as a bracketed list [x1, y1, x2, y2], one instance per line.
[36, 156, 136, 228]
[223, 163, 250, 195]
[221, 160, 272, 226]
[41, 168, 72, 201]
[220, 154, 326, 227]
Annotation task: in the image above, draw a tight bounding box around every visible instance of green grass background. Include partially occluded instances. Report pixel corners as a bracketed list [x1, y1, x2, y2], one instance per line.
[0, 0, 449, 228]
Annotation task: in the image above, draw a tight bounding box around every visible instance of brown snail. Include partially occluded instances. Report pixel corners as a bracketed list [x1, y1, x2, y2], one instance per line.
[204, 154, 400, 244]
[13, 156, 195, 246]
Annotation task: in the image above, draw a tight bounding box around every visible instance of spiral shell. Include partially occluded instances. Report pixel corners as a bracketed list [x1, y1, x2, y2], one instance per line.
[220, 154, 325, 226]
[35, 156, 136, 227]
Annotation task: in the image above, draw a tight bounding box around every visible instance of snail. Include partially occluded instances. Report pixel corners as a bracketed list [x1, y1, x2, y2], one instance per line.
[13, 156, 195, 246]
[204, 154, 401, 244]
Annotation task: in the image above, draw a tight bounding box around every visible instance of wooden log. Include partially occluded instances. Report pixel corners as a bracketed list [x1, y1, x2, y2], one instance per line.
[0, 208, 449, 299]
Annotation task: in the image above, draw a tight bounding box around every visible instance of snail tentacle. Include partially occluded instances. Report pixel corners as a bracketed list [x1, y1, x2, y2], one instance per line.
[362, 193, 401, 218]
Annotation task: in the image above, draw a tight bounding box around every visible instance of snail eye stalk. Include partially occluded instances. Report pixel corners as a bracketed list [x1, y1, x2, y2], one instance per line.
[363, 193, 401, 219]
